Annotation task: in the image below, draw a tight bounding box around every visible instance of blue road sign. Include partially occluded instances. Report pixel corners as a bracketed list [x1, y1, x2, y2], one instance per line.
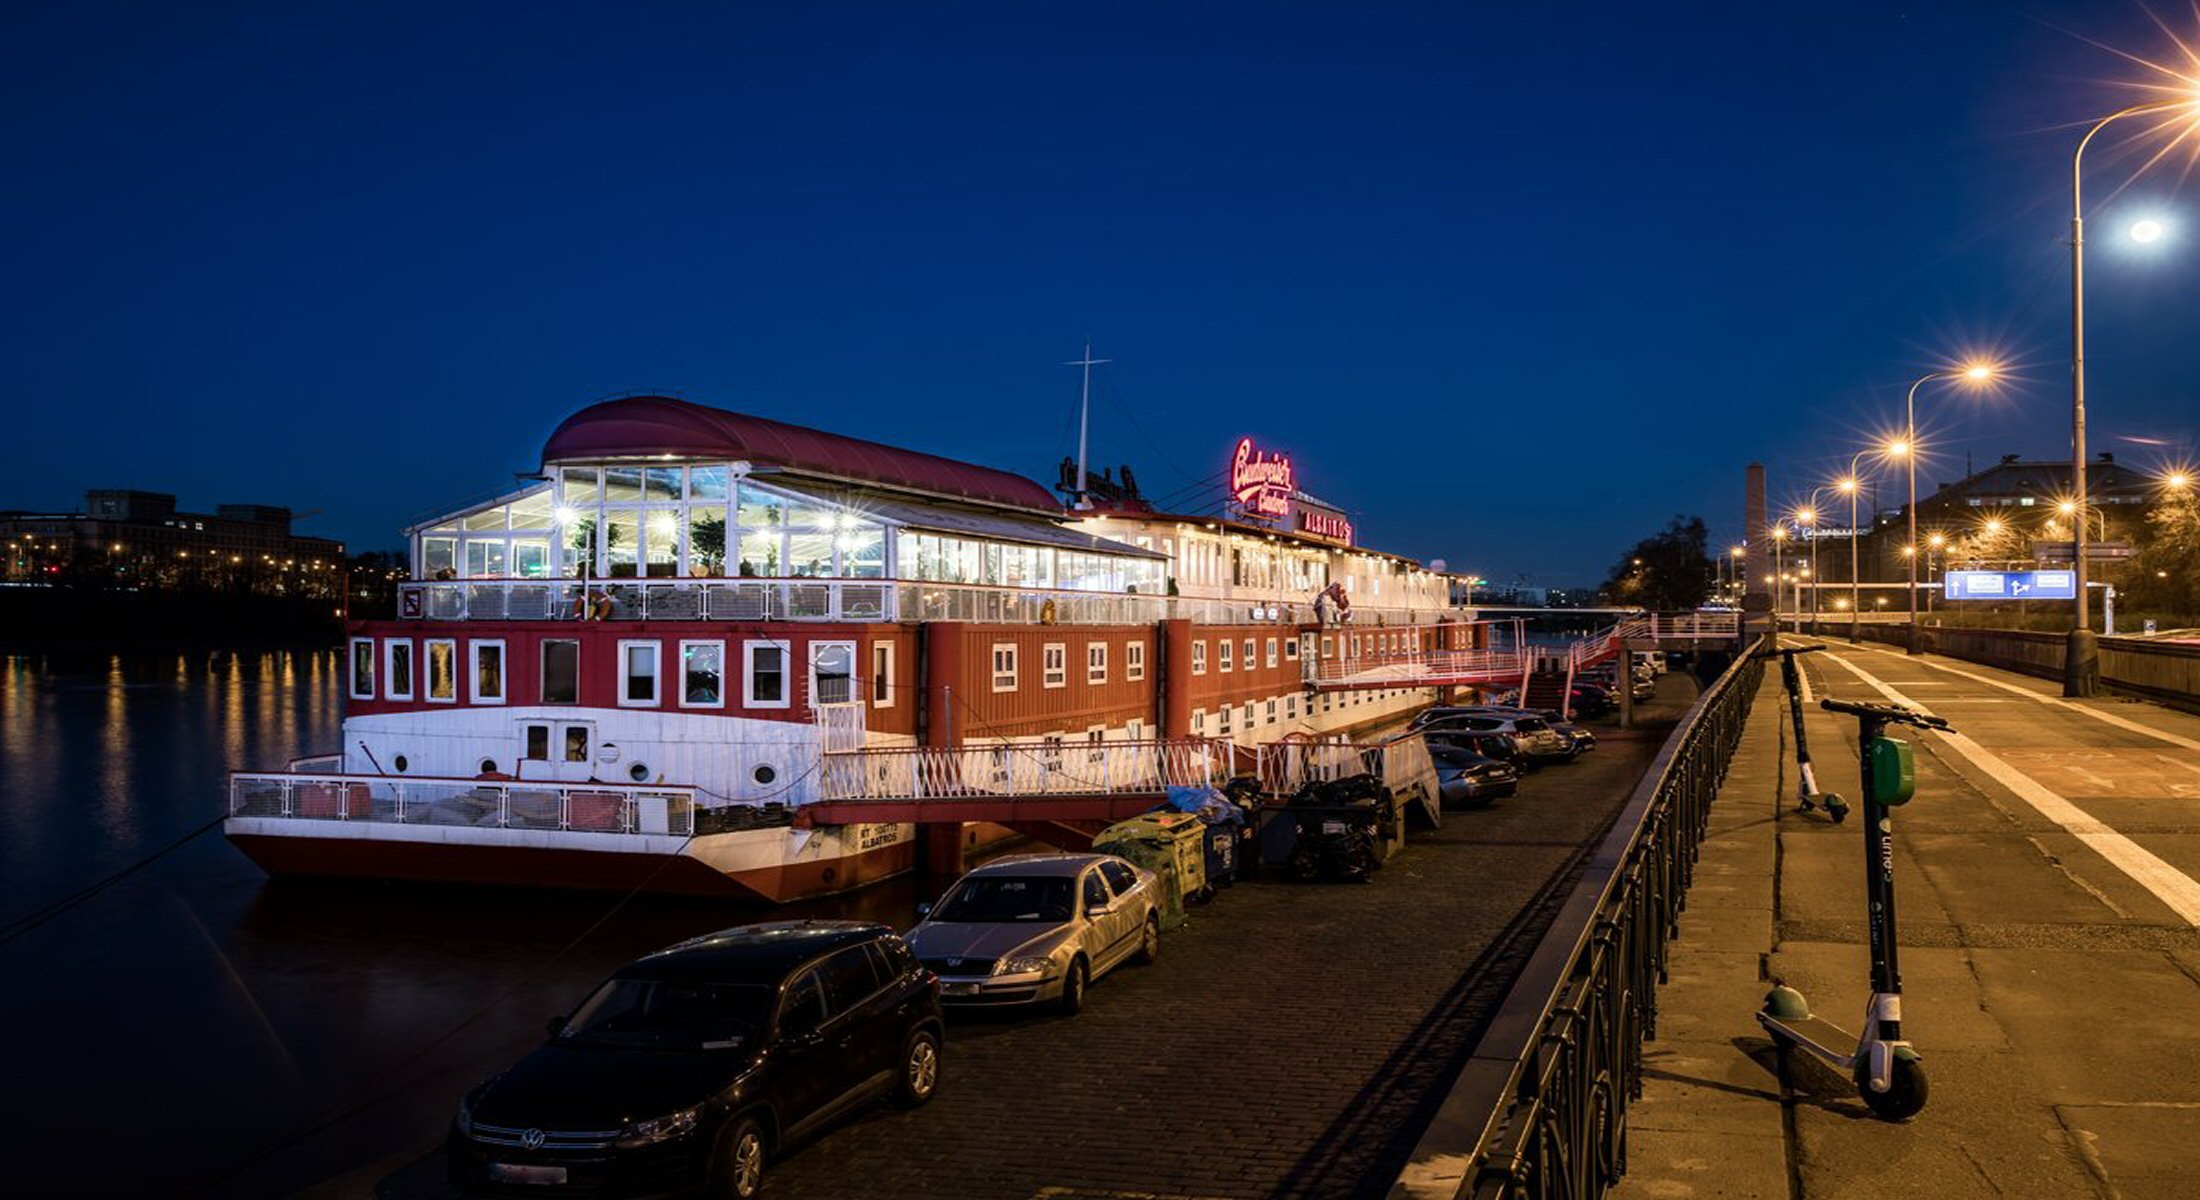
[1943, 570, 2076, 601]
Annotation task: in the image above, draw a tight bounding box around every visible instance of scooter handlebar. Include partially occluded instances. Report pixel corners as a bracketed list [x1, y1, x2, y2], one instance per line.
[1819, 696, 1951, 731]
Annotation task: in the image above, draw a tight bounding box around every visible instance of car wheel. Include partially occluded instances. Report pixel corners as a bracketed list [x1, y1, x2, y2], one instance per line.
[1058, 956, 1089, 1015]
[896, 1027, 941, 1107]
[1132, 913, 1160, 965]
[709, 1115, 768, 1200]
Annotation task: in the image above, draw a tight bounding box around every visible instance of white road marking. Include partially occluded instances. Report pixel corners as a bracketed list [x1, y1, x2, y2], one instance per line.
[1856, 645, 2200, 752]
[1824, 652, 2200, 927]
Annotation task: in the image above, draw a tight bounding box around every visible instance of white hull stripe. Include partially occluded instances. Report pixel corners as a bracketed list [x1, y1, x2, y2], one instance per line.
[1824, 652, 2200, 928]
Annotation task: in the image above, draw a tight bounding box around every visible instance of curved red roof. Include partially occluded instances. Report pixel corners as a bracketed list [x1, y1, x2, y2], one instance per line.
[541, 395, 1062, 514]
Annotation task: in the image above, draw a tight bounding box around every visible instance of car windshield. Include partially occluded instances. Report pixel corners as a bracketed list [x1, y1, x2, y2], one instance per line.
[556, 978, 773, 1051]
[934, 875, 1075, 923]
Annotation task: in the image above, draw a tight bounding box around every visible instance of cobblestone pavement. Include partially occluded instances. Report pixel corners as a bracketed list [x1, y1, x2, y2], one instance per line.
[344, 675, 1697, 1200]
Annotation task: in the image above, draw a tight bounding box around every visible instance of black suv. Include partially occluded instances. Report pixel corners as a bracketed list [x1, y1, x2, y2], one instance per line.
[449, 920, 943, 1199]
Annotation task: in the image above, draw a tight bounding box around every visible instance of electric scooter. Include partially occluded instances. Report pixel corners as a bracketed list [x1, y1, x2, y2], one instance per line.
[1757, 695, 1950, 1120]
[1752, 644, 1849, 823]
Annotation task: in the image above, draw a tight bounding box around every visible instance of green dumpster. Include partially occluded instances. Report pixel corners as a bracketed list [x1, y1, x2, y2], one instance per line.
[1093, 810, 1209, 927]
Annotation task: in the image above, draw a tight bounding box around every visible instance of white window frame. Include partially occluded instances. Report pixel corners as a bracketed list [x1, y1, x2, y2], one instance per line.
[1265, 637, 1279, 668]
[470, 638, 507, 705]
[1191, 640, 1208, 675]
[423, 637, 457, 704]
[1126, 640, 1145, 682]
[1219, 639, 1234, 672]
[383, 637, 414, 701]
[991, 642, 1018, 693]
[1266, 697, 1278, 725]
[1087, 641, 1108, 686]
[1190, 708, 1206, 736]
[1126, 717, 1146, 742]
[348, 636, 376, 700]
[1218, 704, 1234, 735]
[1286, 695, 1298, 721]
[1242, 702, 1254, 729]
[744, 638, 793, 709]
[678, 639, 727, 709]
[1086, 724, 1107, 763]
[808, 640, 857, 709]
[1321, 635, 1334, 658]
[618, 639, 662, 707]
[1243, 638, 1256, 669]
[1286, 636, 1302, 661]
[871, 641, 895, 708]
[1042, 642, 1067, 689]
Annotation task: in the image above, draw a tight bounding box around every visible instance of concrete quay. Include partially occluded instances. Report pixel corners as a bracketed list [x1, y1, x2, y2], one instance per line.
[315, 678, 1703, 1200]
[1614, 641, 2200, 1200]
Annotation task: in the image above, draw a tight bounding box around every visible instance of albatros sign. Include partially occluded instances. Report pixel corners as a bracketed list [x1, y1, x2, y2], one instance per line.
[1229, 438, 1295, 519]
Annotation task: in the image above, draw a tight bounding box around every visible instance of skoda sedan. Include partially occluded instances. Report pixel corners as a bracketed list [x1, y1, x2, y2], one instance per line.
[906, 853, 1160, 1015]
[448, 920, 942, 1199]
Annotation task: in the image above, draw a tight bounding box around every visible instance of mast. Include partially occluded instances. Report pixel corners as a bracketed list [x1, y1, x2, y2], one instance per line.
[1066, 341, 1110, 510]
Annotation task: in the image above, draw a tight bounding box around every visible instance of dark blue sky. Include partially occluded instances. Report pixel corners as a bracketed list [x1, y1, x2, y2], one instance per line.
[7, 2, 2199, 585]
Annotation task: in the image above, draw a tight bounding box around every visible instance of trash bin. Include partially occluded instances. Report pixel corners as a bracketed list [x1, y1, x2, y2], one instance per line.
[1094, 810, 1210, 925]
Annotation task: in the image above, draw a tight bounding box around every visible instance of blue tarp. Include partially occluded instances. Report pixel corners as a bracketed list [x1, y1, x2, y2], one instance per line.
[1166, 785, 1247, 827]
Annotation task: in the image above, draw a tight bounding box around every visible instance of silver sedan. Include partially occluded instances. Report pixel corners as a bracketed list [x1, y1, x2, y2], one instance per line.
[905, 852, 1161, 1015]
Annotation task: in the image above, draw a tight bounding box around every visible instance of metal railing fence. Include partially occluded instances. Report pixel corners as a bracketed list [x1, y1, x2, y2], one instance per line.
[1389, 634, 1767, 1200]
[227, 771, 699, 836]
[817, 738, 1233, 802]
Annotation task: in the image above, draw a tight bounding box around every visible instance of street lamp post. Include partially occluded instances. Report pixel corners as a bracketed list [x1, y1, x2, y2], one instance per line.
[1899, 366, 1995, 655]
[1795, 504, 1822, 635]
[1771, 526, 1789, 627]
[1838, 448, 1877, 644]
[2068, 94, 2200, 693]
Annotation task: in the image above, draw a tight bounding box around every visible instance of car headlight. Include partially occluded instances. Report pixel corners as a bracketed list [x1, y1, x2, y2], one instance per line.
[615, 1104, 702, 1148]
[995, 954, 1055, 976]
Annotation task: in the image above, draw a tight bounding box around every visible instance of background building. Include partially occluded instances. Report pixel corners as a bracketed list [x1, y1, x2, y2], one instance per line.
[2, 488, 346, 597]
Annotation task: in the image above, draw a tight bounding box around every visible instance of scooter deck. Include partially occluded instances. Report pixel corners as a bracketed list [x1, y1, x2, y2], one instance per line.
[1760, 1012, 1857, 1063]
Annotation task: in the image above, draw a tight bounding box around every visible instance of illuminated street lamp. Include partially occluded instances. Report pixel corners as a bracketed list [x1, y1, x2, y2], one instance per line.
[2066, 88, 2200, 693]
[1900, 363, 1999, 654]
[1794, 505, 1822, 633]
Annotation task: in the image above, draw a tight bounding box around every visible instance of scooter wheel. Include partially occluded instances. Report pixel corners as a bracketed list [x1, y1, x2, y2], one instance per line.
[1859, 1052, 1928, 1121]
[1823, 794, 1850, 825]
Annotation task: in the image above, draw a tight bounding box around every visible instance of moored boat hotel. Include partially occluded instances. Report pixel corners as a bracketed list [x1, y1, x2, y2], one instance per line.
[226, 395, 1485, 902]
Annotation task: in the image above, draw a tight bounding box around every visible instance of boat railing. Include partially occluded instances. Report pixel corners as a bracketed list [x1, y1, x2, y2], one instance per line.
[818, 738, 1233, 801]
[396, 576, 1468, 628]
[227, 770, 700, 836]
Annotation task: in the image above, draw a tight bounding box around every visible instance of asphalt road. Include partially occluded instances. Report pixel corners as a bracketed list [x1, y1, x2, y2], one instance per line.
[322, 675, 1701, 1200]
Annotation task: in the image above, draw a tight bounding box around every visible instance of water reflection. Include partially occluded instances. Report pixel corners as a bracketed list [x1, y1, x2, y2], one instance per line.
[0, 651, 928, 1197]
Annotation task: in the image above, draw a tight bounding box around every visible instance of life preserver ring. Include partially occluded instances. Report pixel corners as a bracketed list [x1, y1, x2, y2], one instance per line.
[1040, 598, 1059, 625]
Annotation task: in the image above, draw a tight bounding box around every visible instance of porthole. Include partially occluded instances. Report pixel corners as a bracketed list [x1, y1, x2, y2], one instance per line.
[480, 758, 499, 775]
[753, 763, 778, 786]
[629, 763, 650, 783]
[393, 755, 409, 774]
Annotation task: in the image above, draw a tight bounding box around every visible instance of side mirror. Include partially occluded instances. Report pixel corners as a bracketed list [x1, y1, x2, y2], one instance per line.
[915, 901, 932, 918]
[545, 1015, 566, 1038]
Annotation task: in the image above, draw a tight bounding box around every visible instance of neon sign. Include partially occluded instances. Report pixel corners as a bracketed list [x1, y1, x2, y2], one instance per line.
[1230, 438, 1294, 518]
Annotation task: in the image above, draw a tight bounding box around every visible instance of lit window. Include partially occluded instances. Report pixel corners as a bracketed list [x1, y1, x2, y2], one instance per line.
[1087, 642, 1108, 686]
[1243, 638, 1256, 669]
[425, 638, 457, 703]
[991, 643, 1018, 692]
[1265, 637, 1278, 668]
[1127, 640, 1146, 682]
[810, 642, 855, 706]
[1043, 642, 1067, 689]
[1192, 640, 1208, 675]
[1219, 640, 1234, 672]
[471, 639, 506, 705]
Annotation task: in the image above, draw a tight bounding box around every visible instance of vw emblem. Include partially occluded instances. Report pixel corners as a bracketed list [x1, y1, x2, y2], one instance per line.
[520, 1128, 546, 1150]
[946, 958, 963, 969]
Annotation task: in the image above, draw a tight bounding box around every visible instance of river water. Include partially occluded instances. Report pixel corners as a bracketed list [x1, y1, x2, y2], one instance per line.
[0, 649, 923, 1197]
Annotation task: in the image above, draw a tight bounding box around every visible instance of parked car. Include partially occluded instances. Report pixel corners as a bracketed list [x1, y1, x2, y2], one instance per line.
[1567, 682, 1616, 718]
[1422, 705, 1596, 756]
[448, 920, 942, 1200]
[1422, 725, 1531, 768]
[906, 853, 1160, 1014]
[1429, 743, 1520, 807]
[1418, 713, 1575, 764]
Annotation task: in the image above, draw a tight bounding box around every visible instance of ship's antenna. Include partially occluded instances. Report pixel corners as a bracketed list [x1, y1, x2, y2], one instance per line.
[1066, 341, 1110, 510]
